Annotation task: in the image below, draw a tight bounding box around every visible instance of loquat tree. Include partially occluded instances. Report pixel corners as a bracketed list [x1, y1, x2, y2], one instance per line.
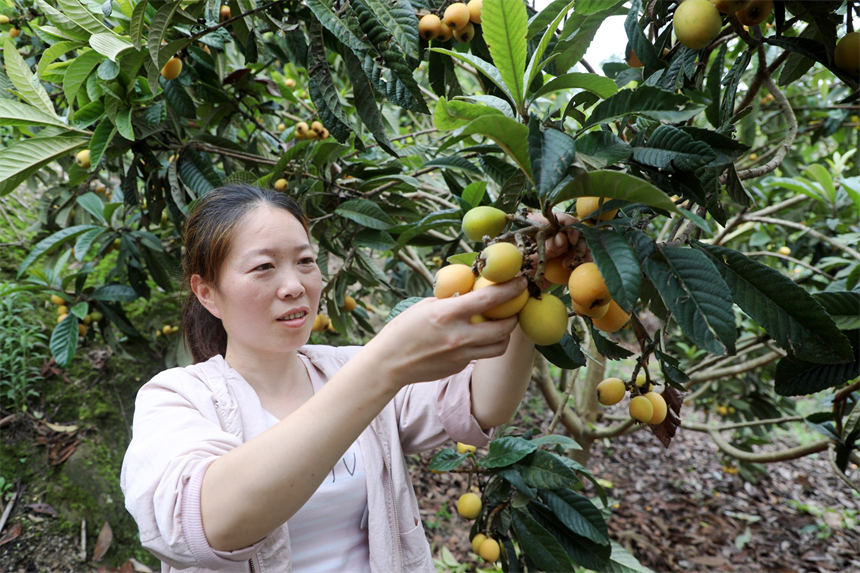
[1, 0, 858, 569]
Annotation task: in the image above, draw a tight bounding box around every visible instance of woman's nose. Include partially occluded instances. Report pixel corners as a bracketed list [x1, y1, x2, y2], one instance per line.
[277, 271, 306, 298]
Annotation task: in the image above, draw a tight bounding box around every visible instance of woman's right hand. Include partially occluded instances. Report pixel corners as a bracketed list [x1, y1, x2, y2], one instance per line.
[363, 277, 527, 388]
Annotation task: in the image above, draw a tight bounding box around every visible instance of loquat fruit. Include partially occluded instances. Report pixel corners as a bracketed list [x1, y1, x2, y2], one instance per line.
[467, 0, 482, 24]
[478, 537, 500, 562]
[454, 21, 475, 43]
[479, 242, 522, 283]
[736, 0, 772, 26]
[590, 299, 631, 333]
[75, 149, 91, 169]
[456, 492, 482, 519]
[673, 0, 722, 50]
[433, 264, 476, 299]
[462, 205, 507, 242]
[643, 391, 668, 424]
[161, 56, 183, 80]
[473, 276, 529, 319]
[418, 14, 443, 41]
[443, 2, 470, 30]
[629, 395, 654, 423]
[596, 377, 626, 406]
[518, 294, 568, 346]
[273, 178, 288, 192]
[568, 262, 610, 311]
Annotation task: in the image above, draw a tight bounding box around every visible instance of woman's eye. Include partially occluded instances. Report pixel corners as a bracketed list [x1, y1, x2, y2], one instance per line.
[299, 257, 316, 266]
[254, 263, 274, 271]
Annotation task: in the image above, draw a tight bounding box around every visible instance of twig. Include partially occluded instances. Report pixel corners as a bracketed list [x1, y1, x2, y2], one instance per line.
[396, 247, 434, 286]
[80, 518, 87, 562]
[745, 251, 835, 280]
[744, 216, 860, 262]
[682, 424, 831, 463]
[688, 351, 784, 384]
[733, 72, 797, 181]
[828, 444, 860, 494]
[546, 368, 578, 434]
[0, 479, 23, 535]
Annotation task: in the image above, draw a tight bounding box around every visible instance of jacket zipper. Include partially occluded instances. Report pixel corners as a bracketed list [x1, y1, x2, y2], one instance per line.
[248, 554, 258, 572]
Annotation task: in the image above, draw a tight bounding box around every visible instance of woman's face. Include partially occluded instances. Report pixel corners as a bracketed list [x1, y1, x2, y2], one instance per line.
[195, 203, 322, 359]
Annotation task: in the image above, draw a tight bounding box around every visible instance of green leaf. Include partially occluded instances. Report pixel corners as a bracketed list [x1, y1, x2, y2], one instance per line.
[50, 315, 79, 368]
[531, 125, 576, 198]
[579, 227, 641, 312]
[511, 508, 573, 572]
[146, 1, 181, 68]
[37, 41, 81, 79]
[524, 0, 575, 93]
[694, 242, 854, 364]
[581, 86, 702, 131]
[335, 199, 396, 230]
[433, 97, 503, 131]
[538, 489, 608, 545]
[548, 170, 678, 212]
[0, 135, 90, 196]
[632, 124, 716, 172]
[3, 38, 56, 116]
[17, 224, 101, 276]
[531, 72, 617, 101]
[76, 192, 107, 223]
[428, 448, 468, 471]
[773, 335, 859, 396]
[457, 115, 531, 178]
[89, 32, 135, 62]
[517, 449, 581, 489]
[63, 49, 102, 104]
[477, 436, 537, 468]
[644, 244, 736, 355]
[306, 0, 367, 53]
[129, 0, 148, 49]
[359, 0, 418, 61]
[529, 434, 581, 450]
[600, 541, 653, 573]
[72, 227, 106, 261]
[92, 284, 139, 302]
[430, 48, 515, 107]
[115, 107, 134, 141]
[0, 99, 77, 130]
[482, 0, 528, 107]
[813, 291, 860, 330]
[89, 116, 116, 167]
[57, 0, 115, 35]
[341, 47, 395, 156]
[308, 23, 352, 142]
[536, 332, 586, 369]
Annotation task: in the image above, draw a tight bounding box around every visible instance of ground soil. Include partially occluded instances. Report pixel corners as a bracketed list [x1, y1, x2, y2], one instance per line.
[2, 407, 858, 572]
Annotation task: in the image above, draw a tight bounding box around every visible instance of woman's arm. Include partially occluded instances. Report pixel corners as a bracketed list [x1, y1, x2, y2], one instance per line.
[469, 324, 536, 429]
[200, 278, 527, 551]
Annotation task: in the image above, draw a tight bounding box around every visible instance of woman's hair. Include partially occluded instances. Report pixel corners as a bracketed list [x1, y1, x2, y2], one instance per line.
[181, 183, 308, 363]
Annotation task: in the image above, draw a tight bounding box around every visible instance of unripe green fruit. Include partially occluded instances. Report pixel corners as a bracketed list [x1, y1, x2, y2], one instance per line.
[462, 206, 507, 242]
[596, 377, 626, 406]
[479, 242, 522, 283]
[629, 395, 654, 423]
[456, 492, 482, 519]
[643, 391, 668, 424]
[518, 294, 568, 346]
[673, 0, 722, 50]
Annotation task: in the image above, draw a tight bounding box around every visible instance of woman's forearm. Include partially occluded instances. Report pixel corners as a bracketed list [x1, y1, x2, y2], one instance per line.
[469, 325, 536, 429]
[200, 351, 398, 551]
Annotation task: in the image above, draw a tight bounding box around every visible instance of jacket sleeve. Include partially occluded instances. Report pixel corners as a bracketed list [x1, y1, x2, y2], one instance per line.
[393, 361, 493, 454]
[120, 369, 264, 569]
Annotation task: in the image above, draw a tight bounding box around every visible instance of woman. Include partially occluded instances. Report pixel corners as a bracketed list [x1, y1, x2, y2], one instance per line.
[120, 184, 540, 572]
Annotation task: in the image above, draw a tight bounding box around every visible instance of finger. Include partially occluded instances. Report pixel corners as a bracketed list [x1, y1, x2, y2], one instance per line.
[450, 277, 527, 316]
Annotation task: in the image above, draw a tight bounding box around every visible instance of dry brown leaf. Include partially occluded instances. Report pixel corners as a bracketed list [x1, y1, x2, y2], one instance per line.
[92, 520, 113, 562]
[0, 522, 23, 546]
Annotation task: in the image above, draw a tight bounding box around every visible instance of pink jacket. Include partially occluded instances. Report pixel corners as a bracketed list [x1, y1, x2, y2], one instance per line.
[120, 345, 493, 572]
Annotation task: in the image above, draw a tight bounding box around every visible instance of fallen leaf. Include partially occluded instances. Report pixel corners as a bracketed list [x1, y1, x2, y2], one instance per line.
[44, 422, 78, 433]
[25, 502, 59, 518]
[0, 522, 23, 546]
[92, 521, 113, 562]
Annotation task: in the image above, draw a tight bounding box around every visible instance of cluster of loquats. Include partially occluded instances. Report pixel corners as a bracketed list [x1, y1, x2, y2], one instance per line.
[451, 442, 500, 563]
[671, 0, 774, 52]
[596, 374, 668, 425]
[418, 0, 481, 44]
[157, 324, 179, 337]
[0, 12, 20, 37]
[311, 296, 358, 333]
[50, 294, 101, 337]
[294, 120, 329, 141]
[435, 200, 634, 347]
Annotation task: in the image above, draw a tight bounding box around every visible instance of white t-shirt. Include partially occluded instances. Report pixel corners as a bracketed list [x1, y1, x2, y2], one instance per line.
[263, 356, 371, 572]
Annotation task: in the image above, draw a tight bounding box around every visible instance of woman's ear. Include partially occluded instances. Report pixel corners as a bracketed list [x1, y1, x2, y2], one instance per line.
[190, 274, 222, 319]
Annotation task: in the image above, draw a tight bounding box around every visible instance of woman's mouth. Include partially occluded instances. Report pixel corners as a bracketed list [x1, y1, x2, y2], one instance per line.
[277, 310, 307, 322]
